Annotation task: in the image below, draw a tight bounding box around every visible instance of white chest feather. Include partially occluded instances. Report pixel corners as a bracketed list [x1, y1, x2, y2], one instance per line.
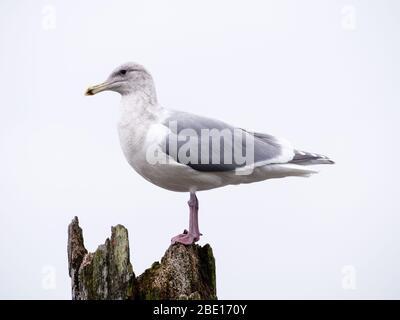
[117, 95, 167, 173]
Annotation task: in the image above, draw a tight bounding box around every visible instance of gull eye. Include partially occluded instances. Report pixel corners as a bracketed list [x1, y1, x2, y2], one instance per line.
[120, 69, 127, 75]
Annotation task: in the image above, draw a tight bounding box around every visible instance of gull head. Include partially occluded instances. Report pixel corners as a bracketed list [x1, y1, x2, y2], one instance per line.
[85, 62, 154, 97]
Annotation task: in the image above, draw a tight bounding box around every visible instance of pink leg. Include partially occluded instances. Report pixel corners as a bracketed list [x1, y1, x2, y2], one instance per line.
[171, 192, 202, 245]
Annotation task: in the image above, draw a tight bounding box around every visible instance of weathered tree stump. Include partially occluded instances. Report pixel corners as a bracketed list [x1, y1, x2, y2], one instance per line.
[67, 217, 217, 300]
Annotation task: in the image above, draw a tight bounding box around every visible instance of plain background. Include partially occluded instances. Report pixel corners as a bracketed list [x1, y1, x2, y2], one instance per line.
[1, 0, 399, 299]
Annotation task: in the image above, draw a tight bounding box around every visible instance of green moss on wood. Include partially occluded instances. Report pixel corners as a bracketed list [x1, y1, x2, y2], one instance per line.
[69, 218, 217, 300]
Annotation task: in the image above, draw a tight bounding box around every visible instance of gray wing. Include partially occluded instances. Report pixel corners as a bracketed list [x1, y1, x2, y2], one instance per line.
[161, 110, 291, 172]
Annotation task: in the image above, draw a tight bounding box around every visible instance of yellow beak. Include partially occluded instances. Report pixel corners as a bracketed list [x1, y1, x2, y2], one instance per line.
[85, 82, 110, 96]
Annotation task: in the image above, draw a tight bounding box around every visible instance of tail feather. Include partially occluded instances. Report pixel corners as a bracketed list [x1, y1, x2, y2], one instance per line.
[289, 150, 335, 165]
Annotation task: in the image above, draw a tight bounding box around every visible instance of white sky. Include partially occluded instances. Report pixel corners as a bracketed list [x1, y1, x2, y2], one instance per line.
[1, 0, 399, 299]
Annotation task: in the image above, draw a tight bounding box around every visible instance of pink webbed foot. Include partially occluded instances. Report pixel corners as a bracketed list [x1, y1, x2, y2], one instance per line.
[171, 229, 202, 245]
[171, 192, 202, 246]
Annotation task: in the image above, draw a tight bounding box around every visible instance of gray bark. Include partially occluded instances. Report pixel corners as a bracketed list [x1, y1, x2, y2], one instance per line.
[67, 217, 217, 300]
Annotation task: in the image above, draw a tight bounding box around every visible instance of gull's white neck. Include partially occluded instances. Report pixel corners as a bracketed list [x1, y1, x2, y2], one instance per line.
[119, 91, 162, 126]
[117, 89, 164, 171]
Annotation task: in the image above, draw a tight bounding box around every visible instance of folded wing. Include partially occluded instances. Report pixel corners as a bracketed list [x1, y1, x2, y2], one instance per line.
[160, 110, 295, 172]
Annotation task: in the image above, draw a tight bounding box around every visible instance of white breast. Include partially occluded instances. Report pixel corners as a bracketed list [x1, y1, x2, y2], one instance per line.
[117, 108, 225, 192]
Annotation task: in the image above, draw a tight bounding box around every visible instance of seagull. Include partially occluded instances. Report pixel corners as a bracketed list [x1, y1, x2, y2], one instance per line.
[85, 62, 334, 245]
